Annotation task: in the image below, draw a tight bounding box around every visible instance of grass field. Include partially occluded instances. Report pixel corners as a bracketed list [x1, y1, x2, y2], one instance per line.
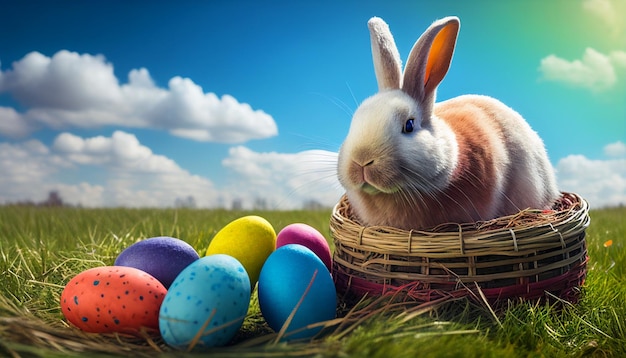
[0, 204, 624, 357]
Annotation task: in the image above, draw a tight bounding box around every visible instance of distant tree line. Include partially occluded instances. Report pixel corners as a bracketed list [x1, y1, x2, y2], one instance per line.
[230, 197, 329, 211]
[3, 190, 72, 207]
[3, 191, 332, 210]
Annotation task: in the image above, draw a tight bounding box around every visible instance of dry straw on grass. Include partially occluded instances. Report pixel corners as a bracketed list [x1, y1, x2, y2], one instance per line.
[331, 192, 590, 305]
[0, 289, 474, 357]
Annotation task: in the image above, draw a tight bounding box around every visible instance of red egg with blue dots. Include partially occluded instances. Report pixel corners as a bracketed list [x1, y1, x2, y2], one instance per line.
[60, 266, 167, 334]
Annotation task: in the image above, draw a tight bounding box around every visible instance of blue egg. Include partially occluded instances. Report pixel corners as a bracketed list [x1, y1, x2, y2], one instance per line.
[258, 244, 336, 341]
[115, 236, 199, 289]
[159, 254, 251, 351]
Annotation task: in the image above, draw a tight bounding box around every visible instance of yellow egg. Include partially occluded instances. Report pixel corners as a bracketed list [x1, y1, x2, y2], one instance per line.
[205, 215, 276, 287]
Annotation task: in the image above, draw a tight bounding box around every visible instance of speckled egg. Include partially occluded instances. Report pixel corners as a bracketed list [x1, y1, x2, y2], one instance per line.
[114, 236, 199, 289]
[258, 244, 336, 341]
[159, 254, 251, 351]
[276, 223, 332, 272]
[205, 216, 276, 288]
[60, 266, 167, 334]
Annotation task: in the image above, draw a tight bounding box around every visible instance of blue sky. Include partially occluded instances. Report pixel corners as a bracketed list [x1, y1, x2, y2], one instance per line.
[0, 0, 624, 209]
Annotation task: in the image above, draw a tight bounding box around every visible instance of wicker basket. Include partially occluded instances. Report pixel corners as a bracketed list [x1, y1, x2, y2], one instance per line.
[331, 192, 590, 306]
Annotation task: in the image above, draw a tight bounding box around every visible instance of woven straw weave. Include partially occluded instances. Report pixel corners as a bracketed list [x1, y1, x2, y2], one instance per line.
[331, 192, 589, 304]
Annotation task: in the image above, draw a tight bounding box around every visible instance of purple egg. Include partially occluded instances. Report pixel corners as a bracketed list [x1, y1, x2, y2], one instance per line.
[115, 236, 199, 288]
[276, 223, 332, 272]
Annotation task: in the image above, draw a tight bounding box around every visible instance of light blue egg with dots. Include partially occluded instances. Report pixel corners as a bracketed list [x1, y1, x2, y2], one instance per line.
[159, 254, 251, 351]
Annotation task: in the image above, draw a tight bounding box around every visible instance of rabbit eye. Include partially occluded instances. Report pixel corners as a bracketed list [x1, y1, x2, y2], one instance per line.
[403, 118, 415, 133]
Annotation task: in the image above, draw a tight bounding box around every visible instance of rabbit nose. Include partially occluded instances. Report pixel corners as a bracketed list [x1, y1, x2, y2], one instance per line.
[350, 147, 377, 171]
[348, 159, 369, 184]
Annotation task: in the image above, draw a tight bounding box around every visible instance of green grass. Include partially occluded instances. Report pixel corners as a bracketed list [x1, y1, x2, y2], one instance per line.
[0, 205, 624, 357]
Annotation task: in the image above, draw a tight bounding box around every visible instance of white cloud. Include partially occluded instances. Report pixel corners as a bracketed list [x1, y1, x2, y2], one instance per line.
[0, 50, 277, 143]
[0, 106, 37, 138]
[221, 146, 343, 209]
[52, 131, 182, 174]
[539, 1, 625, 92]
[556, 142, 626, 208]
[538, 48, 626, 91]
[52, 182, 106, 207]
[0, 51, 121, 110]
[0, 139, 68, 204]
[0, 132, 343, 209]
[0, 131, 220, 207]
[604, 140, 626, 157]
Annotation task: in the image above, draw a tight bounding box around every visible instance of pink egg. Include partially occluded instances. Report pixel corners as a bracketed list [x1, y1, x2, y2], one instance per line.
[60, 266, 167, 334]
[276, 223, 332, 271]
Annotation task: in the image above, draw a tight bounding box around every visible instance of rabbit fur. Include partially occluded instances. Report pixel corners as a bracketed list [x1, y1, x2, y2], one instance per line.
[336, 16, 560, 230]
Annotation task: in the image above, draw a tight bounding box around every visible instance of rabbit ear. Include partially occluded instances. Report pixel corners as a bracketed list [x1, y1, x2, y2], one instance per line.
[368, 17, 402, 91]
[402, 17, 459, 105]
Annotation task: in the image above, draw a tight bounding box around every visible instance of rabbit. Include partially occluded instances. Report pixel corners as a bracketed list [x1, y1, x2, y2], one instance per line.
[336, 16, 560, 230]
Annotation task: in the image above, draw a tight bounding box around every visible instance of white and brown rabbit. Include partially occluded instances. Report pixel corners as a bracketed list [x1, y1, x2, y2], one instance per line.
[337, 16, 559, 230]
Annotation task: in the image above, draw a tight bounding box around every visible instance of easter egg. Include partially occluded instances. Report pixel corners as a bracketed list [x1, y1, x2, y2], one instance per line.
[276, 223, 332, 272]
[258, 244, 336, 341]
[114, 236, 199, 289]
[205, 215, 276, 287]
[60, 266, 167, 334]
[159, 254, 251, 351]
